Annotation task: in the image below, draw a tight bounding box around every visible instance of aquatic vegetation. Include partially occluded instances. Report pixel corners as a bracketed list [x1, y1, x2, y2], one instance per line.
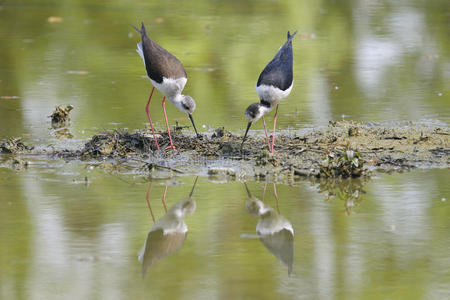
[319, 144, 366, 178]
[0, 137, 33, 154]
[49, 105, 74, 128]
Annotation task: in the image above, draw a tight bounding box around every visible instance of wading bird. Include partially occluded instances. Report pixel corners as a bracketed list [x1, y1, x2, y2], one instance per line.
[241, 31, 297, 153]
[139, 177, 198, 277]
[133, 22, 199, 151]
[243, 183, 294, 275]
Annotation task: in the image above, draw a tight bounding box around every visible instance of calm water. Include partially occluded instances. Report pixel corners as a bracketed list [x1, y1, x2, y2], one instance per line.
[0, 0, 449, 141]
[0, 0, 449, 299]
[0, 164, 449, 299]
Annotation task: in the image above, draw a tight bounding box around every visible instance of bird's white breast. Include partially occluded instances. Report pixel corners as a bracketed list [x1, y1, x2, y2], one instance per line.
[137, 42, 187, 99]
[151, 217, 188, 235]
[150, 77, 187, 99]
[256, 82, 293, 105]
[257, 216, 294, 236]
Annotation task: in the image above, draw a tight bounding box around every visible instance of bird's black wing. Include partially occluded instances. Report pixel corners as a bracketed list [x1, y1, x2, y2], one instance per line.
[135, 23, 187, 83]
[257, 31, 297, 91]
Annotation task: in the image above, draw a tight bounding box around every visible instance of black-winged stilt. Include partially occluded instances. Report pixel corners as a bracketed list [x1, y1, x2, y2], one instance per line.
[139, 177, 198, 277]
[241, 31, 297, 153]
[133, 22, 199, 151]
[244, 183, 294, 275]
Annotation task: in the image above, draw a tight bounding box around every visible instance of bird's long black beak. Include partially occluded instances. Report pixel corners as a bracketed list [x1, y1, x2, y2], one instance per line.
[241, 122, 252, 151]
[188, 114, 200, 138]
[189, 176, 199, 198]
[243, 182, 252, 198]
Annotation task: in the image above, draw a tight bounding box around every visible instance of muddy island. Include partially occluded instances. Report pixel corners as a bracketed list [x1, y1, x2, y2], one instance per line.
[1, 120, 448, 184]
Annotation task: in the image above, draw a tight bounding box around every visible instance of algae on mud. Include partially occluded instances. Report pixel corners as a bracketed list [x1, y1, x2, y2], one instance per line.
[1, 120, 448, 182]
[49, 105, 74, 128]
[0, 137, 34, 154]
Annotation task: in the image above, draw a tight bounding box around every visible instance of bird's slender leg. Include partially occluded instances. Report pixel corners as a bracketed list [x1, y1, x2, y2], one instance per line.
[162, 96, 177, 151]
[145, 183, 155, 222]
[270, 105, 279, 153]
[262, 116, 271, 151]
[145, 87, 160, 151]
[273, 183, 280, 214]
[262, 182, 268, 201]
[161, 185, 168, 213]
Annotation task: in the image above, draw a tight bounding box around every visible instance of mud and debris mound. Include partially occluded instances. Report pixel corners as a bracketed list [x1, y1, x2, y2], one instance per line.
[1, 120, 448, 181]
[49, 105, 73, 128]
[75, 120, 448, 179]
[0, 138, 33, 171]
[1, 138, 34, 154]
[79, 127, 241, 158]
[82, 130, 151, 157]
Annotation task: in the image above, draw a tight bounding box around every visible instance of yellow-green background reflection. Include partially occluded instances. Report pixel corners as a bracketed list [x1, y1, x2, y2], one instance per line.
[0, 0, 448, 140]
[0, 1, 449, 298]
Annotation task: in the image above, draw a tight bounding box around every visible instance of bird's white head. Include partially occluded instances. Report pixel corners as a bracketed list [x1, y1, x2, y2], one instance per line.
[241, 103, 272, 151]
[244, 103, 264, 123]
[244, 103, 270, 123]
[173, 94, 199, 137]
[175, 94, 196, 115]
[246, 198, 272, 217]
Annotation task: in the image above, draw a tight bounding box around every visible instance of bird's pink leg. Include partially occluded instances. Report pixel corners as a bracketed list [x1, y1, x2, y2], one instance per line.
[273, 183, 280, 213]
[145, 87, 160, 151]
[270, 105, 279, 153]
[162, 96, 177, 151]
[145, 183, 155, 222]
[161, 185, 168, 213]
[262, 116, 271, 151]
[262, 182, 268, 201]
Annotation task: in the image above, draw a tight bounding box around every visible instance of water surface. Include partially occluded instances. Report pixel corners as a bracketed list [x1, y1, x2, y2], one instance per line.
[0, 0, 448, 141]
[0, 1, 449, 299]
[0, 165, 449, 299]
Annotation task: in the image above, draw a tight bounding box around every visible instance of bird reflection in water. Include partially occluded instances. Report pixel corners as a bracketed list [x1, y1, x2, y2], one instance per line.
[138, 177, 198, 277]
[244, 183, 294, 275]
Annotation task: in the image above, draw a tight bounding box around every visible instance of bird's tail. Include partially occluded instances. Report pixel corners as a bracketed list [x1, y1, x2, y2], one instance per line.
[131, 22, 147, 37]
[132, 22, 147, 62]
[287, 30, 298, 42]
[131, 24, 140, 34]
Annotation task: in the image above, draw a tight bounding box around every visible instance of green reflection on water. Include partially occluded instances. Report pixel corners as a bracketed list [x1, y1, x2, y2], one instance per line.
[0, 0, 449, 298]
[0, 165, 449, 299]
[0, 0, 448, 141]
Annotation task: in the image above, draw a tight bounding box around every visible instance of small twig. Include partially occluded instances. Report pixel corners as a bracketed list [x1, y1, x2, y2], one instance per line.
[131, 158, 183, 173]
[148, 163, 184, 173]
